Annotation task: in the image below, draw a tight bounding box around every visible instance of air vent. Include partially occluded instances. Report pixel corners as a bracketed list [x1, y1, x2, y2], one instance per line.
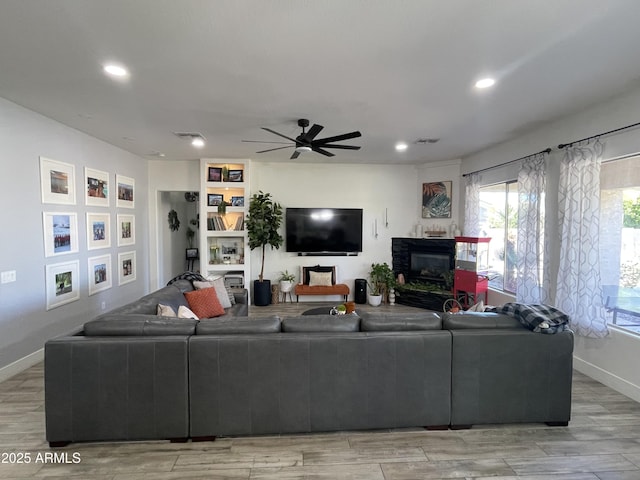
[173, 132, 204, 139]
[414, 138, 440, 144]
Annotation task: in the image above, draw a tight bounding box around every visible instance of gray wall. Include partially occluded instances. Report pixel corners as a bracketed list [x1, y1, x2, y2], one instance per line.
[0, 97, 149, 372]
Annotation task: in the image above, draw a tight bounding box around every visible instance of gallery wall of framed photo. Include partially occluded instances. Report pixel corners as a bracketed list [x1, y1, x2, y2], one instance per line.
[40, 156, 138, 310]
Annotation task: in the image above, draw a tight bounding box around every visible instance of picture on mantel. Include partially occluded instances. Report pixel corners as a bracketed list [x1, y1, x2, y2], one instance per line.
[422, 181, 452, 218]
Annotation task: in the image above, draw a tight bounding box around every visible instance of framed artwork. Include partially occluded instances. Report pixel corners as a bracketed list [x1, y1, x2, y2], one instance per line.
[185, 247, 198, 259]
[85, 167, 109, 207]
[116, 174, 135, 208]
[42, 212, 79, 257]
[208, 167, 222, 182]
[88, 254, 112, 295]
[40, 156, 76, 205]
[86, 212, 111, 250]
[45, 260, 80, 310]
[228, 169, 243, 182]
[208, 193, 224, 206]
[422, 181, 452, 218]
[231, 196, 244, 207]
[117, 214, 135, 246]
[117, 251, 136, 286]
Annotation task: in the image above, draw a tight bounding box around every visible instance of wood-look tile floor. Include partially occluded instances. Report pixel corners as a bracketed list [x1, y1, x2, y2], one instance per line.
[1, 304, 640, 479]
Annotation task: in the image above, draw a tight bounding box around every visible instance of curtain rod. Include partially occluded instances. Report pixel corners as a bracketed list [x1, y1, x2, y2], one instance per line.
[558, 121, 640, 149]
[462, 148, 551, 178]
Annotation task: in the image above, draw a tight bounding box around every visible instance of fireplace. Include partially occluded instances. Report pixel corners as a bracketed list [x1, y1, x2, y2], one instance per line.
[392, 237, 455, 310]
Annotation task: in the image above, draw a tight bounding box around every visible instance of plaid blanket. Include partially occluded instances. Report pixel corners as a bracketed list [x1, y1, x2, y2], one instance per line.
[488, 303, 570, 334]
[166, 271, 208, 286]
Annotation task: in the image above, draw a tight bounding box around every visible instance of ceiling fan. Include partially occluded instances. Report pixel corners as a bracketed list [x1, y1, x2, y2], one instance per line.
[243, 118, 361, 159]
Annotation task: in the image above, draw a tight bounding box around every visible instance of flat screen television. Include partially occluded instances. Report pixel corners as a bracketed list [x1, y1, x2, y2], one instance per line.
[286, 208, 363, 254]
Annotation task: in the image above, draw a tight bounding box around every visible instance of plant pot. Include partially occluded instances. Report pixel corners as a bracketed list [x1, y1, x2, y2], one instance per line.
[279, 280, 293, 293]
[368, 294, 382, 307]
[253, 279, 272, 306]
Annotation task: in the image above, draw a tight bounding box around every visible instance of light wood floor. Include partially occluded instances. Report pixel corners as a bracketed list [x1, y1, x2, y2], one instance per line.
[2, 303, 640, 479]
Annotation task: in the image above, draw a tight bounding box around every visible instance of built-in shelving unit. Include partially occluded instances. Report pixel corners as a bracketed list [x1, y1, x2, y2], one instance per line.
[199, 159, 250, 295]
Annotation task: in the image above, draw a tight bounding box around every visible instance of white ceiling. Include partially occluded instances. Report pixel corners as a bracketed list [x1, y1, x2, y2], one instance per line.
[2, 0, 640, 164]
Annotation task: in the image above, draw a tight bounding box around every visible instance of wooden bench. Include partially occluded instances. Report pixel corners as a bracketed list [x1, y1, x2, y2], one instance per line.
[294, 265, 350, 302]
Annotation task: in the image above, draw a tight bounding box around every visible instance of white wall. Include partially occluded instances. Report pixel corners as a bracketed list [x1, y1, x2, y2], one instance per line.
[250, 160, 461, 300]
[0, 97, 149, 377]
[461, 82, 640, 402]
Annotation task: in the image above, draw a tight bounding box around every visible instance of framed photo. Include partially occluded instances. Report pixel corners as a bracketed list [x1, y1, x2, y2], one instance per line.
[40, 156, 76, 205]
[116, 174, 135, 208]
[231, 196, 244, 207]
[85, 167, 109, 207]
[186, 247, 199, 259]
[208, 193, 224, 206]
[117, 214, 135, 246]
[422, 181, 452, 219]
[45, 260, 80, 310]
[228, 169, 243, 182]
[86, 212, 111, 250]
[42, 212, 79, 257]
[88, 254, 112, 295]
[208, 167, 222, 182]
[117, 251, 136, 286]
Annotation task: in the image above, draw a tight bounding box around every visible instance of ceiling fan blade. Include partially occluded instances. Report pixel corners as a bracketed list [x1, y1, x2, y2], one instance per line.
[242, 139, 293, 144]
[313, 131, 362, 145]
[319, 144, 361, 150]
[290, 150, 301, 160]
[312, 146, 335, 157]
[261, 127, 298, 143]
[256, 145, 294, 153]
[301, 124, 324, 142]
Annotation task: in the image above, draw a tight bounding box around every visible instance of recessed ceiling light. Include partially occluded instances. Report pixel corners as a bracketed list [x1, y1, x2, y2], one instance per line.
[395, 142, 408, 152]
[103, 63, 129, 77]
[475, 78, 496, 89]
[191, 137, 205, 148]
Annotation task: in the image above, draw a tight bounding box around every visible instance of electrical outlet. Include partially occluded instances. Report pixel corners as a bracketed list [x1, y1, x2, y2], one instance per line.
[1, 270, 16, 284]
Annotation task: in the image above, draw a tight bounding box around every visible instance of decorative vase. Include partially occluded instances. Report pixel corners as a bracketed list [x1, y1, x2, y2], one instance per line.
[368, 294, 382, 307]
[280, 280, 293, 293]
[389, 288, 396, 305]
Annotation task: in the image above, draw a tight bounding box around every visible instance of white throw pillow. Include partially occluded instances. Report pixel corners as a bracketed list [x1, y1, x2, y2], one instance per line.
[309, 271, 333, 287]
[177, 305, 199, 319]
[193, 278, 232, 309]
[157, 304, 176, 317]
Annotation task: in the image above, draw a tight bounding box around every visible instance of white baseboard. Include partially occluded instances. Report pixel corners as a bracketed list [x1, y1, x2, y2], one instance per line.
[0, 349, 44, 383]
[574, 356, 640, 403]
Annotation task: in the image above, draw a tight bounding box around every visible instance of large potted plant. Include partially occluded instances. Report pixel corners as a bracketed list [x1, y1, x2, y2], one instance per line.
[368, 262, 395, 306]
[246, 191, 283, 306]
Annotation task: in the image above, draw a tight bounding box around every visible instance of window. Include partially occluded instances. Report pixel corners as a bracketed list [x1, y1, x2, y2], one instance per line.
[600, 156, 640, 333]
[479, 181, 519, 293]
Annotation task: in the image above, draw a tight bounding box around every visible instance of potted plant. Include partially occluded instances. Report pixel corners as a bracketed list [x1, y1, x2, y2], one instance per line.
[246, 191, 283, 306]
[278, 270, 296, 294]
[368, 262, 395, 306]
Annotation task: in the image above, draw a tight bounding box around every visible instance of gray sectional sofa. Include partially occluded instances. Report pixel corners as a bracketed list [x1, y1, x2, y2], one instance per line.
[44, 280, 574, 447]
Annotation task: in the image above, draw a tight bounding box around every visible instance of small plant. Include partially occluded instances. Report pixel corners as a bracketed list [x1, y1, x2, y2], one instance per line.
[217, 200, 228, 215]
[278, 270, 296, 282]
[368, 262, 395, 297]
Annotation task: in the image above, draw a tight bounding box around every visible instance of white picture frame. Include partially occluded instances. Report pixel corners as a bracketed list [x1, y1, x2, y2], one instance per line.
[86, 212, 111, 250]
[40, 156, 76, 205]
[88, 254, 112, 295]
[85, 167, 109, 207]
[116, 174, 135, 208]
[117, 214, 135, 246]
[42, 212, 79, 257]
[45, 260, 80, 310]
[118, 251, 136, 285]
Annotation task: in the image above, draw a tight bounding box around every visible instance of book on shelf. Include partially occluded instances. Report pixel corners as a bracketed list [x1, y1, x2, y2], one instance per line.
[207, 214, 228, 231]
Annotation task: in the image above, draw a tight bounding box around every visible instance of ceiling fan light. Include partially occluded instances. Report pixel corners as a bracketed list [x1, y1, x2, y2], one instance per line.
[191, 137, 205, 148]
[295, 146, 312, 153]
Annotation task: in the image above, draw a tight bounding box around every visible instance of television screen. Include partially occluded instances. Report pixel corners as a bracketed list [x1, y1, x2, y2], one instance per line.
[286, 208, 363, 253]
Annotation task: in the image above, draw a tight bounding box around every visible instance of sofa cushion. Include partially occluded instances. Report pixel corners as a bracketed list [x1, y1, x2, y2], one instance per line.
[361, 312, 442, 331]
[178, 305, 199, 319]
[281, 315, 360, 332]
[194, 279, 232, 309]
[84, 315, 197, 336]
[157, 303, 176, 317]
[309, 271, 333, 286]
[184, 287, 225, 318]
[196, 316, 281, 335]
[442, 311, 522, 329]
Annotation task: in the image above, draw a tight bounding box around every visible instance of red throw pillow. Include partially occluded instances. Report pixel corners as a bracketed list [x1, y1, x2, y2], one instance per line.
[184, 287, 225, 318]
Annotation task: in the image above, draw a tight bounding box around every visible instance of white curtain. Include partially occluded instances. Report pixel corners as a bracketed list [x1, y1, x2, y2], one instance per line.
[556, 140, 608, 337]
[517, 154, 549, 303]
[464, 173, 482, 236]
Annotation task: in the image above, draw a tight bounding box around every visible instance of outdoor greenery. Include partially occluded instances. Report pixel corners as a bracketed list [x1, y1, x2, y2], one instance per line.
[623, 197, 640, 228]
[246, 191, 283, 282]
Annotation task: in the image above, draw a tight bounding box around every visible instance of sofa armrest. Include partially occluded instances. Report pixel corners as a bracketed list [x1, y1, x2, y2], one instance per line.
[232, 288, 248, 304]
